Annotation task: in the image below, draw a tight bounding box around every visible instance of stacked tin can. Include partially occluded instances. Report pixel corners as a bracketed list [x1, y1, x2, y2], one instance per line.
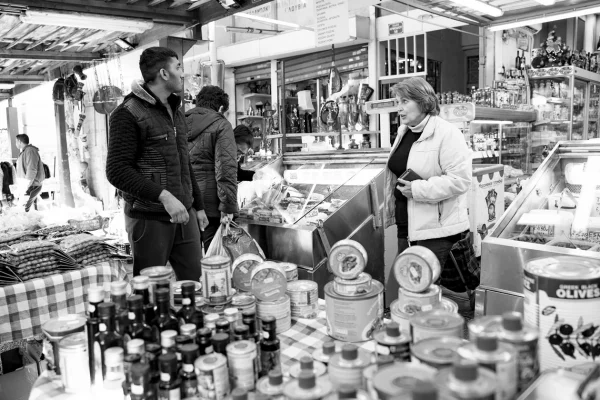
[249, 261, 292, 333]
[201, 255, 234, 311]
[390, 246, 461, 334]
[324, 240, 384, 342]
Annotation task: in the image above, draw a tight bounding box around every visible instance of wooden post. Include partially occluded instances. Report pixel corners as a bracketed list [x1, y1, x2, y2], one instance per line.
[55, 103, 75, 207]
[6, 104, 19, 159]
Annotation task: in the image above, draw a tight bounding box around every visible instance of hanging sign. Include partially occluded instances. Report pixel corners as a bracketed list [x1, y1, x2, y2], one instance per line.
[388, 22, 404, 36]
[314, 0, 349, 47]
[277, 0, 314, 27]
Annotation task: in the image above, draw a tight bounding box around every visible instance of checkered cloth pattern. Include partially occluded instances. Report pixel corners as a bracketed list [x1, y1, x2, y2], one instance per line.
[0, 260, 128, 344]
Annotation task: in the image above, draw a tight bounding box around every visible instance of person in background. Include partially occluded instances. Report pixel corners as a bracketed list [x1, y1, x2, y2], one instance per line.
[187, 86, 238, 250]
[15, 134, 45, 212]
[106, 47, 208, 281]
[233, 125, 256, 182]
[384, 77, 472, 300]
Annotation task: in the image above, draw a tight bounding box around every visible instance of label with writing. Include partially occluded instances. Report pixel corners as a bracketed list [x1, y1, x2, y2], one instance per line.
[314, 0, 349, 47]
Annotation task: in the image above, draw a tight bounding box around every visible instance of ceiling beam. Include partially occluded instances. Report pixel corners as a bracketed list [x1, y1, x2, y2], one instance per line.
[0, 49, 101, 61]
[390, 0, 488, 25]
[6, 25, 42, 49]
[0, 74, 46, 83]
[24, 26, 64, 51]
[11, 0, 195, 25]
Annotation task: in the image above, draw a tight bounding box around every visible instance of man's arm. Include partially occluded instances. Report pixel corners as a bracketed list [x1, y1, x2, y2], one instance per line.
[214, 121, 239, 214]
[189, 162, 205, 211]
[106, 107, 164, 201]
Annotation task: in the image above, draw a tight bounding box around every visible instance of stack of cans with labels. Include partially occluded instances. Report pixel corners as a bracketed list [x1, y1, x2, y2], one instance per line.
[390, 246, 461, 333]
[201, 255, 235, 312]
[250, 261, 292, 333]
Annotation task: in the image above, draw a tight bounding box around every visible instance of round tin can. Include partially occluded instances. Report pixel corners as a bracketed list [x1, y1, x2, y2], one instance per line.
[325, 280, 383, 342]
[436, 360, 496, 400]
[232, 254, 263, 292]
[226, 340, 259, 390]
[224, 308, 240, 327]
[372, 362, 436, 400]
[409, 309, 464, 344]
[283, 372, 333, 400]
[250, 261, 287, 302]
[231, 292, 257, 314]
[202, 302, 230, 318]
[257, 295, 291, 333]
[59, 332, 90, 393]
[173, 280, 202, 305]
[333, 273, 372, 297]
[411, 336, 468, 369]
[523, 256, 600, 371]
[201, 255, 233, 304]
[372, 322, 411, 361]
[286, 280, 319, 319]
[390, 297, 458, 332]
[140, 266, 175, 304]
[195, 353, 230, 400]
[392, 246, 441, 293]
[280, 262, 299, 282]
[398, 285, 441, 314]
[289, 357, 327, 379]
[329, 240, 367, 280]
[41, 314, 87, 375]
[468, 316, 502, 341]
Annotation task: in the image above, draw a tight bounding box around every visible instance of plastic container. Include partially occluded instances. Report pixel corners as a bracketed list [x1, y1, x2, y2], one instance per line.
[312, 341, 337, 366]
[372, 362, 436, 400]
[435, 360, 496, 400]
[328, 344, 371, 390]
[283, 371, 333, 400]
[372, 322, 411, 361]
[411, 336, 468, 369]
[289, 356, 327, 379]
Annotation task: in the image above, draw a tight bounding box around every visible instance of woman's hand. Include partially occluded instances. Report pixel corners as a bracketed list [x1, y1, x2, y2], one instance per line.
[397, 178, 413, 198]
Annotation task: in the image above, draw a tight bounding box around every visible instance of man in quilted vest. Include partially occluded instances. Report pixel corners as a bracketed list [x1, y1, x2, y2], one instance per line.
[106, 47, 209, 281]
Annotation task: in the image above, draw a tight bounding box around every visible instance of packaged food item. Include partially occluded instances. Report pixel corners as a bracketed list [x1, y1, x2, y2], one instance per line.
[226, 340, 259, 391]
[250, 261, 287, 302]
[333, 273, 372, 297]
[410, 309, 464, 343]
[329, 240, 368, 280]
[411, 336, 468, 369]
[59, 332, 91, 393]
[201, 255, 232, 304]
[393, 246, 441, 293]
[372, 322, 411, 361]
[312, 341, 337, 366]
[372, 362, 436, 400]
[398, 285, 441, 314]
[283, 371, 333, 400]
[362, 355, 394, 400]
[195, 353, 230, 400]
[435, 360, 496, 400]
[232, 254, 263, 292]
[289, 356, 327, 379]
[328, 344, 371, 390]
[287, 280, 318, 319]
[256, 370, 285, 400]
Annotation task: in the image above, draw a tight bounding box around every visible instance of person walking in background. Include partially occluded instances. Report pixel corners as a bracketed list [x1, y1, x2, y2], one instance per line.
[233, 125, 256, 182]
[186, 86, 238, 250]
[106, 47, 208, 282]
[15, 134, 45, 212]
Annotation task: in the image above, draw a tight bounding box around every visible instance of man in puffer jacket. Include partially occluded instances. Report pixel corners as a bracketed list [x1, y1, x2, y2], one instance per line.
[187, 86, 238, 250]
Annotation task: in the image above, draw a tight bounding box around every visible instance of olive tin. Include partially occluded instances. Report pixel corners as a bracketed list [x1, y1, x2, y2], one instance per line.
[232, 254, 263, 293]
[333, 273, 372, 297]
[201, 255, 233, 304]
[286, 280, 319, 319]
[392, 246, 441, 293]
[250, 261, 287, 302]
[328, 240, 368, 280]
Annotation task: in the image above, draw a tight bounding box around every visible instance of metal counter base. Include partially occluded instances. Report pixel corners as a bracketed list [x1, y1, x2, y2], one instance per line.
[474, 285, 524, 317]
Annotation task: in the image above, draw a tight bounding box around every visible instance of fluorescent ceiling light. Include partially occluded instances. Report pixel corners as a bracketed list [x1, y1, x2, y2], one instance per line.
[489, 5, 600, 31]
[0, 82, 15, 90]
[20, 10, 154, 33]
[533, 0, 555, 5]
[226, 26, 281, 35]
[235, 12, 314, 31]
[446, 0, 504, 17]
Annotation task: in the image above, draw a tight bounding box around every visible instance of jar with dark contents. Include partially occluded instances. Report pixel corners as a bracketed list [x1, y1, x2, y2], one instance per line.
[216, 318, 231, 336]
[212, 332, 231, 355]
[180, 323, 197, 343]
[158, 353, 181, 400]
[160, 330, 177, 356]
[179, 344, 199, 399]
[145, 343, 161, 398]
[234, 324, 250, 341]
[196, 327, 214, 355]
[129, 362, 151, 400]
[175, 335, 193, 363]
[123, 353, 142, 396]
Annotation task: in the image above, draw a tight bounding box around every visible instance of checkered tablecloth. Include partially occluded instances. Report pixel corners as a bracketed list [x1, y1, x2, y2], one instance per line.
[0, 260, 128, 344]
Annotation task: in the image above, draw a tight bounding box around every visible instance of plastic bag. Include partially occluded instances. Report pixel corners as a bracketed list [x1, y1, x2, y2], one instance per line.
[223, 221, 265, 260]
[205, 224, 228, 259]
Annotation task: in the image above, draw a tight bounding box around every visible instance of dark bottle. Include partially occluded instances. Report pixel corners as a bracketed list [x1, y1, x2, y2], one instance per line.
[180, 324, 197, 344]
[127, 295, 154, 343]
[212, 332, 230, 355]
[215, 319, 230, 336]
[151, 288, 178, 341]
[260, 316, 281, 376]
[156, 281, 177, 315]
[161, 330, 178, 356]
[243, 316, 262, 376]
[95, 302, 124, 379]
[130, 362, 151, 400]
[190, 312, 204, 331]
[110, 281, 129, 337]
[86, 285, 104, 319]
[175, 335, 193, 364]
[196, 328, 214, 355]
[234, 325, 250, 341]
[520, 50, 526, 71]
[515, 50, 521, 70]
[124, 353, 142, 396]
[86, 317, 99, 385]
[158, 353, 181, 400]
[179, 344, 199, 399]
[146, 343, 162, 399]
[132, 276, 156, 326]
[176, 282, 200, 327]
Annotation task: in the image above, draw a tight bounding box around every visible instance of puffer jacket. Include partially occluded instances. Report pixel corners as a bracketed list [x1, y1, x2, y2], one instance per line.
[16, 144, 45, 187]
[384, 115, 472, 241]
[186, 107, 238, 218]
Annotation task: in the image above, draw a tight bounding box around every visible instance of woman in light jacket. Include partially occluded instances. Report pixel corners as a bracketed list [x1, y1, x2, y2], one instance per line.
[384, 77, 472, 299]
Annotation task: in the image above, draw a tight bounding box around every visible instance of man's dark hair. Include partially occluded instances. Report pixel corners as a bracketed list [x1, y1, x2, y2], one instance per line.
[16, 134, 29, 145]
[234, 125, 254, 148]
[139, 47, 179, 83]
[196, 86, 229, 112]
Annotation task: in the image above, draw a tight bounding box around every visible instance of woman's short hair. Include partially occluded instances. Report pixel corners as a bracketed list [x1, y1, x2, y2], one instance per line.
[391, 77, 439, 116]
[234, 125, 254, 148]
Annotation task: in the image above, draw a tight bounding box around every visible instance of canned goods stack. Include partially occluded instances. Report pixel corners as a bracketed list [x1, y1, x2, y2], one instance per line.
[256, 294, 292, 333]
[286, 280, 318, 319]
[390, 246, 460, 332]
[232, 254, 264, 293]
[324, 239, 384, 342]
[201, 255, 234, 307]
[248, 261, 292, 333]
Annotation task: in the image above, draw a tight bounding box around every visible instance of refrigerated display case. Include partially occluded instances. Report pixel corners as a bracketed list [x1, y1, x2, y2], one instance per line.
[476, 141, 600, 317]
[236, 150, 388, 297]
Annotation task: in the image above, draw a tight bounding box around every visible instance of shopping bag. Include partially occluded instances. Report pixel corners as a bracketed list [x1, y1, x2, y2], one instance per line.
[441, 231, 480, 292]
[204, 223, 228, 259]
[222, 221, 265, 261]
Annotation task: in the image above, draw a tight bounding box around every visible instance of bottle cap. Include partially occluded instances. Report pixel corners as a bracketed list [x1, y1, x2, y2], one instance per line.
[269, 370, 283, 386]
[110, 281, 128, 296]
[87, 285, 104, 303]
[225, 308, 239, 318]
[205, 313, 220, 323]
[181, 282, 196, 297]
[197, 327, 212, 340]
[376, 354, 395, 367]
[411, 382, 438, 400]
[145, 343, 161, 356]
[127, 339, 145, 355]
[241, 309, 256, 319]
[176, 335, 192, 347]
[232, 388, 248, 400]
[180, 324, 197, 338]
[298, 371, 316, 389]
[158, 353, 177, 374]
[127, 295, 143, 310]
[235, 325, 249, 336]
[261, 315, 276, 327]
[97, 302, 115, 317]
[161, 330, 177, 348]
[131, 275, 150, 290]
[342, 344, 358, 360]
[155, 288, 170, 302]
[453, 360, 478, 382]
[212, 333, 230, 352]
[323, 341, 336, 355]
[502, 312, 523, 332]
[386, 322, 401, 338]
[104, 347, 124, 365]
[476, 334, 498, 352]
[338, 386, 357, 399]
[180, 343, 199, 364]
[300, 356, 314, 370]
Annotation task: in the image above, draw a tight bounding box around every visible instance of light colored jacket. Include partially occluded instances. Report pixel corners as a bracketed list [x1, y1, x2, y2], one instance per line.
[16, 144, 45, 188]
[383, 115, 472, 241]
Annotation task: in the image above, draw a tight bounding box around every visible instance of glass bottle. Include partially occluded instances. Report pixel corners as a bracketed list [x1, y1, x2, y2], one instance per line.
[124, 353, 142, 397]
[130, 362, 151, 400]
[175, 282, 200, 327]
[127, 295, 154, 343]
[158, 353, 181, 400]
[127, 339, 147, 364]
[151, 288, 178, 341]
[161, 330, 178, 356]
[146, 343, 161, 399]
[196, 327, 214, 355]
[260, 316, 281, 376]
[132, 276, 156, 326]
[95, 302, 124, 379]
[215, 319, 230, 337]
[234, 325, 250, 341]
[86, 285, 104, 319]
[104, 347, 126, 399]
[175, 335, 193, 364]
[212, 332, 230, 356]
[515, 50, 521, 70]
[179, 344, 199, 399]
[179, 324, 196, 344]
[111, 281, 129, 337]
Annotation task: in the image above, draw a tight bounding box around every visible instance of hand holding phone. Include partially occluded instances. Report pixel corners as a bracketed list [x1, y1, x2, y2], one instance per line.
[397, 169, 422, 187]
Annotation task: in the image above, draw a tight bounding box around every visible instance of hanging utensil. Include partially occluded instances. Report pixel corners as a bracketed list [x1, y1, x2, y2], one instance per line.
[328, 45, 342, 97]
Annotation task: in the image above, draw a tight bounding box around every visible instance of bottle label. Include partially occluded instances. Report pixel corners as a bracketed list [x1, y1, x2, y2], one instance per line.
[205, 345, 213, 354]
[482, 359, 518, 400]
[182, 298, 191, 306]
[88, 304, 95, 314]
[99, 323, 107, 332]
[129, 312, 136, 320]
[183, 363, 194, 373]
[160, 372, 171, 382]
[181, 379, 199, 398]
[260, 349, 281, 374]
[131, 383, 144, 395]
[158, 388, 181, 400]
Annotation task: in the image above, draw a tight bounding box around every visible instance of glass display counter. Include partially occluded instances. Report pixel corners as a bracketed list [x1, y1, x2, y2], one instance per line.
[476, 141, 600, 317]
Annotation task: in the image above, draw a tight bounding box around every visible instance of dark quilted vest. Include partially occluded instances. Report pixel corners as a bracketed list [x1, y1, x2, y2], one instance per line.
[121, 94, 193, 214]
